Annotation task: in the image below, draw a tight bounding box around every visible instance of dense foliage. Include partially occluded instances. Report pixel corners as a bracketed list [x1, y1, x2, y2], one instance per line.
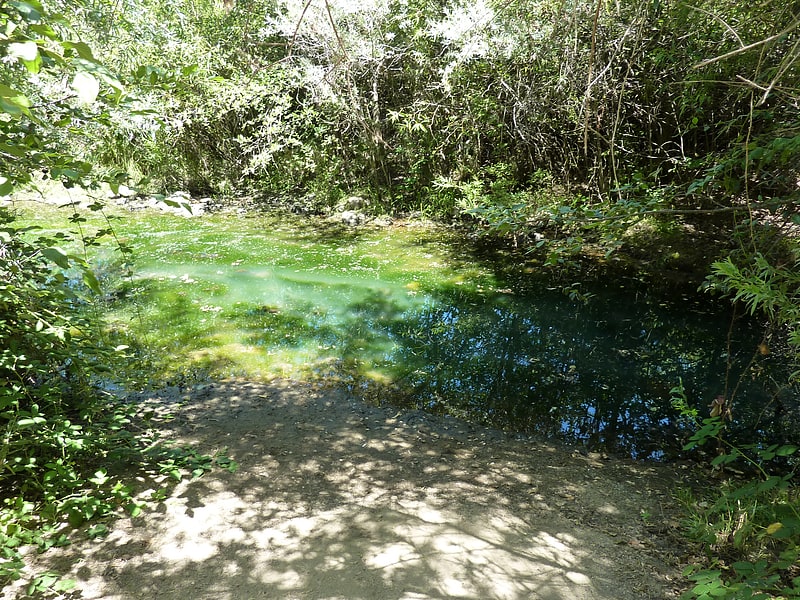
[61, 0, 800, 372]
[77, 1, 799, 597]
[0, 1, 232, 592]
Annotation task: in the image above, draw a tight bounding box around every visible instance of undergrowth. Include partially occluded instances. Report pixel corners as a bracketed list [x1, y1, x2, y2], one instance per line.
[0, 207, 236, 596]
[673, 382, 799, 600]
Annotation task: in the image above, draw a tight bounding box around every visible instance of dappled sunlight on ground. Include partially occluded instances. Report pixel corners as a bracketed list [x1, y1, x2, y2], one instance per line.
[14, 381, 683, 599]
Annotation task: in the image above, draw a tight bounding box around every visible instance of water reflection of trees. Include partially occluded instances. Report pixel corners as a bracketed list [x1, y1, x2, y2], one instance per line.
[228, 280, 795, 460]
[388, 287, 786, 459]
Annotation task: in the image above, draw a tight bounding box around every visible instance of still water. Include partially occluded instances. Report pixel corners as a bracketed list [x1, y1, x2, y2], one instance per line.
[21, 202, 797, 459]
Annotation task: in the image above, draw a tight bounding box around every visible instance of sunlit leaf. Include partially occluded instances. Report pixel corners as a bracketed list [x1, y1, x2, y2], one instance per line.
[82, 269, 101, 294]
[0, 84, 31, 116]
[8, 41, 41, 73]
[61, 40, 96, 61]
[87, 524, 108, 539]
[41, 246, 70, 269]
[28, 22, 58, 39]
[71, 71, 99, 104]
[766, 522, 783, 535]
[9, 1, 43, 22]
[89, 470, 109, 486]
[0, 177, 13, 196]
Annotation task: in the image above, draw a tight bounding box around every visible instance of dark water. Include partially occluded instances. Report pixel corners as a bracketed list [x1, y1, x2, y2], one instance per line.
[125, 230, 796, 460]
[383, 282, 796, 460]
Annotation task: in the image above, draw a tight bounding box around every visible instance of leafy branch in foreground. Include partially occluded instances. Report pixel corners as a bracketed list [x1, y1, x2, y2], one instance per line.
[707, 254, 800, 341]
[0, 1, 240, 594]
[0, 207, 237, 593]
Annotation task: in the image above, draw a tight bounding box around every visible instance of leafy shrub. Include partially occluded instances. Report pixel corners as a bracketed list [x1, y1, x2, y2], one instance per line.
[0, 2, 239, 592]
[674, 384, 799, 600]
[0, 206, 240, 593]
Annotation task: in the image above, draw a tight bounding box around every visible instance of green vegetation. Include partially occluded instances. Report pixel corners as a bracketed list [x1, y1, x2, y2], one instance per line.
[1, 0, 798, 596]
[0, 202, 236, 593]
[0, 1, 234, 592]
[671, 382, 799, 599]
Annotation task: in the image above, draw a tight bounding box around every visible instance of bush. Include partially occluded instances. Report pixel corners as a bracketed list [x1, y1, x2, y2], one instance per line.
[675, 387, 799, 600]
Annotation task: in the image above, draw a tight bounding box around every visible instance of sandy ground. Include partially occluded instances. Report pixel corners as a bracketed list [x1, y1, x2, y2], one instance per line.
[6, 380, 690, 599]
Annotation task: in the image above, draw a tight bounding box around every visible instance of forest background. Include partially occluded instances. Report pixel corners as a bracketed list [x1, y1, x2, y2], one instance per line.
[1, 0, 799, 597]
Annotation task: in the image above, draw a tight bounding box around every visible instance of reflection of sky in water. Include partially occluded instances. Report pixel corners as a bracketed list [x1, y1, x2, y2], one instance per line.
[122, 262, 795, 460]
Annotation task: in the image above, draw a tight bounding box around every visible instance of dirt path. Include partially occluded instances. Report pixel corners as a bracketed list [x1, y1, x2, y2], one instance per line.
[11, 380, 689, 599]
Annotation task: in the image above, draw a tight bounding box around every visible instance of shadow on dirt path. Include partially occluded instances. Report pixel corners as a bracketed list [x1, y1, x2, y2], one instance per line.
[14, 380, 687, 599]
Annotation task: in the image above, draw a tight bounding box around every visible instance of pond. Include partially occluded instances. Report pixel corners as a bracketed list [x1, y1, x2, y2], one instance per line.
[17, 200, 798, 459]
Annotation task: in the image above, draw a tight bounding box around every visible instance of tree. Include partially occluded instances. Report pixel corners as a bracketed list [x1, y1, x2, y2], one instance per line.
[0, 2, 224, 590]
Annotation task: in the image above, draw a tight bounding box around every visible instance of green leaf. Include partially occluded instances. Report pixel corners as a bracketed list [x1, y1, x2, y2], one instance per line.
[82, 270, 101, 294]
[66, 509, 84, 528]
[0, 84, 32, 116]
[771, 521, 796, 539]
[8, 41, 41, 73]
[9, 1, 44, 23]
[29, 23, 59, 40]
[89, 470, 109, 486]
[27, 572, 59, 594]
[776, 444, 798, 456]
[54, 578, 76, 592]
[756, 476, 785, 493]
[766, 522, 784, 535]
[61, 41, 96, 61]
[711, 452, 739, 466]
[86, 524, 108, 539]
[0, 177, 13, 196]
[41, 246, 70, 269]
[17, 416, 46, 428]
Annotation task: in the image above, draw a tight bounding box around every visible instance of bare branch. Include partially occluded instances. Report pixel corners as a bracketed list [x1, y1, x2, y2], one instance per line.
[582, 0, 604, 157]
[287, 0, 315, 58]
[693, 18, 800, 69]
[757, 36, 800, 104]
[323, 0, 347, 60]
[685, 3, 743, 46]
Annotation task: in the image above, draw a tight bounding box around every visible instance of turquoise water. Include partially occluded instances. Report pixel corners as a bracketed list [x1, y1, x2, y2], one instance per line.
[16, 202, 797, 459]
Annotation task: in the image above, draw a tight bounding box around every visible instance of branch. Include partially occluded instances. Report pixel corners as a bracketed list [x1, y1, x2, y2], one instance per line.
[756, 36, 800, 104]
[685, 3, 743, 46]
[582, 0, 603, 157]
[323, 0, 347, 60]
[287, 0, 315, 58]
[693, 18, 800, 69]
